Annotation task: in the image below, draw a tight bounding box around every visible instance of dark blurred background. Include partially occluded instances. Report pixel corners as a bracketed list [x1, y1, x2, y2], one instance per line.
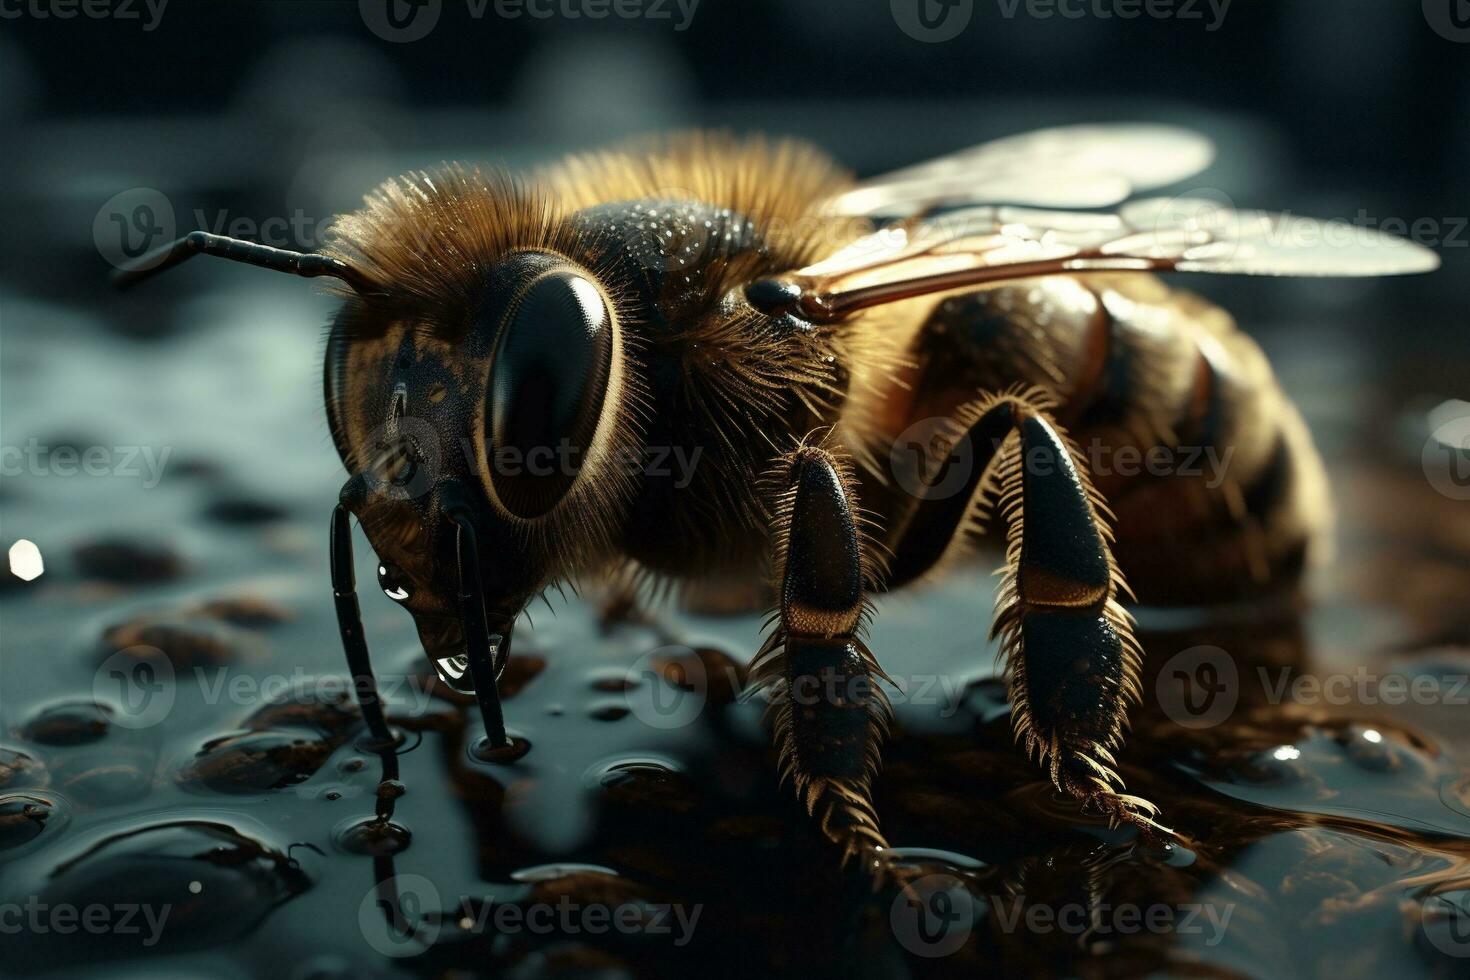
[4, 0, 1468, 489]
[3, 0, 1469, 313]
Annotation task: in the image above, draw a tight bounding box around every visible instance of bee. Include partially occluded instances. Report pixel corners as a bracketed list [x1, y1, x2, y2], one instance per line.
[115, 125, 1438, 874]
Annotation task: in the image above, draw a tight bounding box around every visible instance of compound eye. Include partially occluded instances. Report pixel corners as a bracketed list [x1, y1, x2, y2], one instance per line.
[488, 269, 612, 518]
[377, 561, 413, 603]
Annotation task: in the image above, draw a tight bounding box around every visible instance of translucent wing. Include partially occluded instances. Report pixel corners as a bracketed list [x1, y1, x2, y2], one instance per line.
[757, 200, 1440, 323]
[824, 124, 1216, 217]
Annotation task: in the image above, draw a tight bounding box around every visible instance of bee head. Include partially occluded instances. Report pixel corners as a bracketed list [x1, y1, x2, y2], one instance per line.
[328, 248, 642, 691]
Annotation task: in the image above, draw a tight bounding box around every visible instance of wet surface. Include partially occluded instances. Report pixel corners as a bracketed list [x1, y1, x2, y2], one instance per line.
[1, 286, 1468, 978]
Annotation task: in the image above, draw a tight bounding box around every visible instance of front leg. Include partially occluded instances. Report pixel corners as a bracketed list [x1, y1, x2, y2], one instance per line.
[748, 438, 894, 873]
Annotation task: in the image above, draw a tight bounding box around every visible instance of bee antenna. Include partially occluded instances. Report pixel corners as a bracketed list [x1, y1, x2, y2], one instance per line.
[111, 230, 377, 295]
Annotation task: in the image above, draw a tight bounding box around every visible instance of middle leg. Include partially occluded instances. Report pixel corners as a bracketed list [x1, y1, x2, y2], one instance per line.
[748, 436, 895, 873]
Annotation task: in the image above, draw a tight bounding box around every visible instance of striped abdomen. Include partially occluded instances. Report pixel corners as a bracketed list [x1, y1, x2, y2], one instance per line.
[861, 273, 1331, 604]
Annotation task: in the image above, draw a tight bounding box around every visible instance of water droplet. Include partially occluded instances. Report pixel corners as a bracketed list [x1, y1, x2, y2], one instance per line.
[0, 746, 47, 790]
[20, 700, 114, 746]
[469, 733, 532, 764]
[0, 793, 61, 849]
[179, 729, 337, 794]
[588, 702, 630, 722]
[333, 816, 412, 856]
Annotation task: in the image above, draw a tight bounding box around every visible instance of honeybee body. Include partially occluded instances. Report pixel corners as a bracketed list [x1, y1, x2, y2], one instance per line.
[122, 128, 1432, 875]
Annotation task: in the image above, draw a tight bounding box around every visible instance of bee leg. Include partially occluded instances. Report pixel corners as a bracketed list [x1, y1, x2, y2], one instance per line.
[748, 441, 895, 878]
[891, 388, 1165, 836]
[450, 514, 511, 749]
[329, 503, 397, 749]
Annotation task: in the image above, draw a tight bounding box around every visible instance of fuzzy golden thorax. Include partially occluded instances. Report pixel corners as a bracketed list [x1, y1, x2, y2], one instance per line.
[319, 133, 897, 625]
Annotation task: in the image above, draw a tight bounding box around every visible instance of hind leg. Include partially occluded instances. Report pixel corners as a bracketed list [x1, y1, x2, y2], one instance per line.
[885, 387, 1165, 834]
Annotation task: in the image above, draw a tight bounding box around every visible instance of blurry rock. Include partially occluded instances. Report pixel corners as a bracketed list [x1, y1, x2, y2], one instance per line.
[197, 595, 292, 627]
[202, 495, 291, 526]
[73, 537, 184, 584]
[52, 747, 155, 806]
[100, 613, 248, 669]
